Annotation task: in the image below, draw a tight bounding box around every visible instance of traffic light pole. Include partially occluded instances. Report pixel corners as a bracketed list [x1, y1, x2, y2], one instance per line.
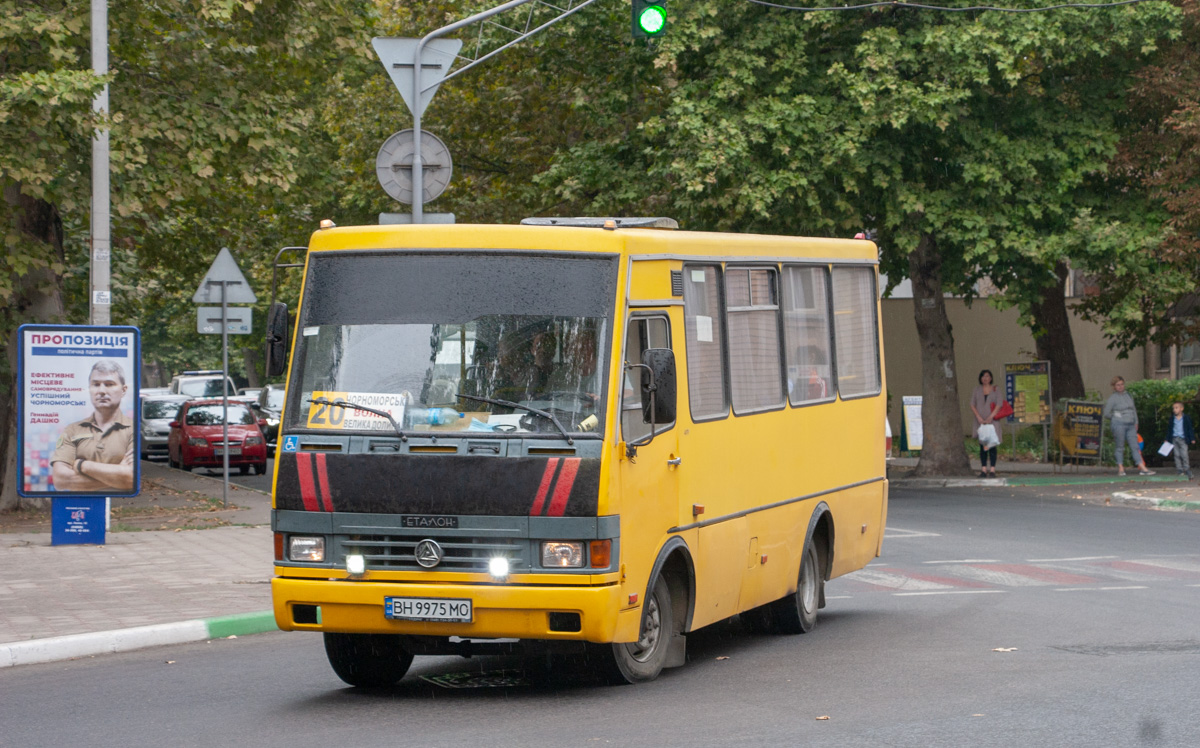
[407, 0, 603, 222]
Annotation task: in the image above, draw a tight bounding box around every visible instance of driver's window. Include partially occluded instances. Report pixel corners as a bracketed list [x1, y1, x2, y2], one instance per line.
[622, 315, 671, 442]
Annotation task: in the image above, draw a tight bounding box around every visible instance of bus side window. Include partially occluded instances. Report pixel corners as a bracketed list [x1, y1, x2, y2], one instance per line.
[621, 316, 671, 443]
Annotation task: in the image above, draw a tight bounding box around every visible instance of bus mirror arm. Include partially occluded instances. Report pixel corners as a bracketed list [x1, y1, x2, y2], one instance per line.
[625, 348, 677, 460]
[625, 362, 656, 460]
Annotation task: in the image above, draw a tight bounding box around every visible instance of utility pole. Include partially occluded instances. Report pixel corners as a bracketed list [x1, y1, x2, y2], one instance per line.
[90, 0, 111, 325]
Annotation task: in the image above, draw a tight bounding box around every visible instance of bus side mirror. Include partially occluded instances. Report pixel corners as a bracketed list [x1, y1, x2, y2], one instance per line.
[641, 348, 676, 426]
[266, 302, 289, 377]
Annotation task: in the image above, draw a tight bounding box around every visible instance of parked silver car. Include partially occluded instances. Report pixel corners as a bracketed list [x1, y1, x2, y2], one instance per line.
[140, 395, 187, 460]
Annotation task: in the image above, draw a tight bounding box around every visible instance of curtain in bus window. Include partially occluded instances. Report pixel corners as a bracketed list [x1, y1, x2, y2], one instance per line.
[781, 266, 833, 405]
[725, 267, 784, 413]
[683, 265, 728, 420]
[831, 267, 881, 398]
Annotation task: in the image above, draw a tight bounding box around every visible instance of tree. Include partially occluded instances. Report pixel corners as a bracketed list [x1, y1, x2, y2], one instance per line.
[533, 1, 1178, 474]
[1, 0, 373, 510]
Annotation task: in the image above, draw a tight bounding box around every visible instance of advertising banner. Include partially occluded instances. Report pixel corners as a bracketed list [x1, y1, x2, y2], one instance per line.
[1057, 400, 1104, 458]
[1004, 361, 1052, 426]
[18, 325, 141, 497]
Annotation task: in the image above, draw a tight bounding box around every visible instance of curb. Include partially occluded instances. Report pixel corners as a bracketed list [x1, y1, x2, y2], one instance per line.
[897, 478, 1008, 489]
[0, 610, 277, 669]
[1110, 492, 1200, 513]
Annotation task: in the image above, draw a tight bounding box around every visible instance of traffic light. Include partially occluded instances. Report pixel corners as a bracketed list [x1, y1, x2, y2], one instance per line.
[632, 0, 666, 39]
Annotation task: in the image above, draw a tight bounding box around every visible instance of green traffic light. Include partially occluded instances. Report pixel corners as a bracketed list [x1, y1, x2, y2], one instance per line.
[637, 4, 666, 35]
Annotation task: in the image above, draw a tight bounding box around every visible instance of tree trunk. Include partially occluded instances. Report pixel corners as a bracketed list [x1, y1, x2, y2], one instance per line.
[908, 233, 972, 477]
[242, 346, 261, 388]
[0, 187, 67, 512]
[1030, 261, 1085, 400]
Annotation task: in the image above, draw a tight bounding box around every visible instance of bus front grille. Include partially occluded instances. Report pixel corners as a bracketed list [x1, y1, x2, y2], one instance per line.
[338, 535, 526, 572]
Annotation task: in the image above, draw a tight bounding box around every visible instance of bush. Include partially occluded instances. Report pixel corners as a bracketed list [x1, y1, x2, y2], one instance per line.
[1121, 375, 1200, 467]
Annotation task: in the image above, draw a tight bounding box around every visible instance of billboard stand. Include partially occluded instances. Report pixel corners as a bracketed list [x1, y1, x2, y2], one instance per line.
[1004, 361, 1052, 467]
[17, 325, 141, 545]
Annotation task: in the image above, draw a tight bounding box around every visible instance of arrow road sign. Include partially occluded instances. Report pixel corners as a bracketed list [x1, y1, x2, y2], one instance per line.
[192, 247, 257, 305]
[372, 37, 463, 119]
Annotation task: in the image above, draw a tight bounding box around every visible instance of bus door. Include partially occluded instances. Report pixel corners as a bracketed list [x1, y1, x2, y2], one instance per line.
[616, 312, 680, 592]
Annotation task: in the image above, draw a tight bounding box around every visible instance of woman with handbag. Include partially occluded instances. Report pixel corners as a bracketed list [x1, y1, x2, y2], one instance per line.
[970, 369, 1002, 478]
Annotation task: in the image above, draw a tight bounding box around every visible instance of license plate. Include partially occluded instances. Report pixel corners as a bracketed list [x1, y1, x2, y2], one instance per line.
[214, 447, 242, 456]
[385, 596, 473, 622]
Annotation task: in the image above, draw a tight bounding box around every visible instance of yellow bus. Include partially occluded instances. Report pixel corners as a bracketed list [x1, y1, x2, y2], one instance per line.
[268, 217, 888, 686]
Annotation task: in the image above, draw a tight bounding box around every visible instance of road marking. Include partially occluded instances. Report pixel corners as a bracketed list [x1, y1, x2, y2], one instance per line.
[893, 590, 1006, 597]
[1053, 586, 1148, 592]
[825, 595, 852, 600]
[924, 559, 1000, 564]
[1103, 560, 1200, 579]
[1026, 556, 1117, 563]
[844, 569, 954, 591]
[1128, 558, 1200, 574]
[884, 527, 942, 538]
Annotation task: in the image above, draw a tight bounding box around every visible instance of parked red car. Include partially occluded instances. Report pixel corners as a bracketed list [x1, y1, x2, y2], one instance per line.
[167, 400, 269, 475]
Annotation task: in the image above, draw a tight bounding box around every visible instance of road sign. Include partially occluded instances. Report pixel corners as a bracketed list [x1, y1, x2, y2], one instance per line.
[376, 129, 454, 204]
[197, 307, 251, 335]
[372, 37, 463, 119]
[192, 248, 257, 304]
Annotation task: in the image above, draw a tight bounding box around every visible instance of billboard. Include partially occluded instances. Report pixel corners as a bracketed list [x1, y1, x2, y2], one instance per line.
[1004, 361, 1052, 426]
[17, 325, 141, 497]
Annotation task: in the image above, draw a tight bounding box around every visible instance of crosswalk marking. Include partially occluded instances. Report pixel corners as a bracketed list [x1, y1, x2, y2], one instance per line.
[833, 553, 1200, 595]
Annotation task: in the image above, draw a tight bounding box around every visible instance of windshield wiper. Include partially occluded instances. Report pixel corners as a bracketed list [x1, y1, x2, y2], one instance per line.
[454, 393, 573, 445]
[308, 397, 406, 442]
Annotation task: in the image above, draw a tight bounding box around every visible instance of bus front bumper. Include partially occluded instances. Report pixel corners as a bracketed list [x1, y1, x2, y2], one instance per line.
[272, 576, 630, 643]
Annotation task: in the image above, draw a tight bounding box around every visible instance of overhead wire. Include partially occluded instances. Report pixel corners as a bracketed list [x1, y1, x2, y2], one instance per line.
[746, 0, 1155, 12]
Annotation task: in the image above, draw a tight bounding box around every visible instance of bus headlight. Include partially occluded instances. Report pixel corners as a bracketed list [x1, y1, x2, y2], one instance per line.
[288, 536, 325, 562]
[489, 556, 510, 578]
[542, 541, 584, 568]
[346, 554, 366, 576]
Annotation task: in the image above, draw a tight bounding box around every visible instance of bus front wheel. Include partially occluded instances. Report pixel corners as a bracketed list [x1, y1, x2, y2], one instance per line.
[324, 633, 414, 687]
[771, 539, 821, 635]
[598, 576, 673, 684]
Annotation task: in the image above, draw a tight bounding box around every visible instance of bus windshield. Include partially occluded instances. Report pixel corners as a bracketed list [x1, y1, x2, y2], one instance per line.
[288, 251, 617, 437]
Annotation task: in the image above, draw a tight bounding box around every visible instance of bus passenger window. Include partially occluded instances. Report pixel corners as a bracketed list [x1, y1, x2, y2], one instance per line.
[621, 316, 671, 442]
[725, 267, 784, 414]
[683, 265, 728, 420]
[782, 266, 834, 405]
[831, 267, 881, 398]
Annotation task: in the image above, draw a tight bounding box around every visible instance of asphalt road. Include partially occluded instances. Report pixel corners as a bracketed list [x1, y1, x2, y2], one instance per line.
[4, 486, 1199, 747]
[149, 455, 274, 494]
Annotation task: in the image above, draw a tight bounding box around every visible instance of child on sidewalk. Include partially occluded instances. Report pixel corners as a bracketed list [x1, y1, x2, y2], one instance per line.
[1168, 401, 1195, 480]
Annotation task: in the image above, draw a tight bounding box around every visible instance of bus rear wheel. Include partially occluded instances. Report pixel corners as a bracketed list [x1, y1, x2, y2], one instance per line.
[597, 576, 673, 685]
[770, 539, 821, 635]
[323, 633, 414, 687]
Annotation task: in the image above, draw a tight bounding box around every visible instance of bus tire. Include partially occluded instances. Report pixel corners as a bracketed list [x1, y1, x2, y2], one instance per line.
[598, 576, 673, 684]
[771, 539, 821, 635]
[323, 632, 414, 687]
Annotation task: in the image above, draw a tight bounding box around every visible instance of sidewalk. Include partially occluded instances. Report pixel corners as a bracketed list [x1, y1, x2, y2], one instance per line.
[888, 456, 1200, 509]
[1, 462, 277, 667]
[3, 457, 1199, 669]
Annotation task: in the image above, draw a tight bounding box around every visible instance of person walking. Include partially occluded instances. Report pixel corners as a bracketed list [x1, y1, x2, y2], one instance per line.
[1167, 400, 1195, 479]
[970, 369, 1002, 478]
[1102, 376, 1154, 477]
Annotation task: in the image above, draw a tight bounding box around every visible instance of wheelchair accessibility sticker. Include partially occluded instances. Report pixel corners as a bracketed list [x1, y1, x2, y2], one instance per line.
[282, 435, 300, 453]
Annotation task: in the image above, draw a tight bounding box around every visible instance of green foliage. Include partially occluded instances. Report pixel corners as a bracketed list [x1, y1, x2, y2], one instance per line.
[1124, 375, 1200, 459]
[2, 0, 377, 383]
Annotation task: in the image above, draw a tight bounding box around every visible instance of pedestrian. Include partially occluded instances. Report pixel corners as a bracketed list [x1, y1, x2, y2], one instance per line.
[970, 369, 1002, 478]
[1101, 376, 1154, 476]
[1167, 400, 1195, 479]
